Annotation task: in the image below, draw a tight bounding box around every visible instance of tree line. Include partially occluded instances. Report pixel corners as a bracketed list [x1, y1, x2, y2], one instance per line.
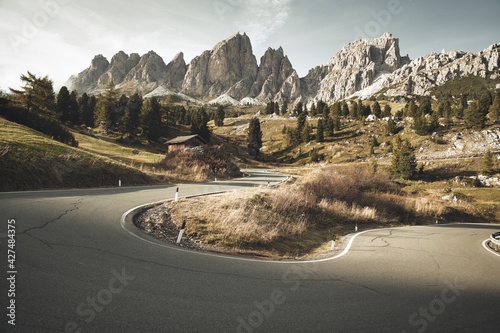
[6, 72, 228, 144]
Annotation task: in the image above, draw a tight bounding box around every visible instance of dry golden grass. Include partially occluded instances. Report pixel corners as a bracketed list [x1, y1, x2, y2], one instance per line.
[161, 165, 447, 258]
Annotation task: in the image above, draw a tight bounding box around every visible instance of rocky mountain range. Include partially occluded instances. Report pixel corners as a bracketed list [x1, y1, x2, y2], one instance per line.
[67, 32, 500, 105]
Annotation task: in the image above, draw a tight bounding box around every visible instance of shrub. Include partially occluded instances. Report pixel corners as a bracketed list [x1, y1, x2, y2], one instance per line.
[159, 146, 241, 180]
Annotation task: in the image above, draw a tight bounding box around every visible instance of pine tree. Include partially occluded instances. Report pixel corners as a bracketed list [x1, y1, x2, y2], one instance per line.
[301, 123, 312, 143]
[386, 117, 398, 135]
[372, 101, 381, 118]
[350, 102, 359, 118]
[80, 93, 96, 128]
[248, 117, 262, 159]
[382, 104, 392, 118]
[214, 104, 225, 126]
[141, 97, 162, 143]
[419, 99, 432, 115]
[294, 102, 303, 116]
[57, 86, 71, 121]
[316, 118, 324, 142]
[464, 101, 486, 129]
[281, 101, 288, 115]
[326, 116, 334, 137]
[296, 111, 307, 141]
[483, 149, 494, 175]
[265, 101, 274, 114]
[68, 90, 80, 125]
[489, 94, 500, 124]
[331, 102, 341, 118]
[121, 93, 142, 136]
[412, 111, 430, 136]
[95, 80, 117, 131]
[190, 108, 211, 143]
[341, 101, 349, 118]
[10, 71, 55, 113]
[391, 138, 417, 179]
[115, 94, 129, 126]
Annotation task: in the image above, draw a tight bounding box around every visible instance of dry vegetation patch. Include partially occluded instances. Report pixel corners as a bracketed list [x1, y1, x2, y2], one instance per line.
[139, 165, 447, 258]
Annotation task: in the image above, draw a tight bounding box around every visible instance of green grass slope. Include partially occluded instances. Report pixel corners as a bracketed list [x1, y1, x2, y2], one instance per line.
[0, 118, 154, 191]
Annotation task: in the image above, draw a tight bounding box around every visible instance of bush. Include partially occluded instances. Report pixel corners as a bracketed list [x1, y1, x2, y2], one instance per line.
[159, 146, 241, 180]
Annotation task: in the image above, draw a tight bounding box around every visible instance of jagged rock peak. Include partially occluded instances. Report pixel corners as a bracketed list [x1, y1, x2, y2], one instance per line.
[164, 52, 187, 90]
[328, 32, 409, 71]
[181, 32, 258, 99]
[90, 54, 109, 70]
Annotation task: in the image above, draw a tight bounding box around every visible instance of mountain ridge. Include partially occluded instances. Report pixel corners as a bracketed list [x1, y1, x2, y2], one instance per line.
[67, 32, 500, 105]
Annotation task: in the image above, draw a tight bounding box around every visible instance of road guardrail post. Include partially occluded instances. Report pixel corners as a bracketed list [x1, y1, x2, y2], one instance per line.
[177, 220, 186, 244]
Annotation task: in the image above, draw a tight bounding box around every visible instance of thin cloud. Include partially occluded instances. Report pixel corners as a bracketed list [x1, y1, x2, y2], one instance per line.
[233, 0, 293, 45]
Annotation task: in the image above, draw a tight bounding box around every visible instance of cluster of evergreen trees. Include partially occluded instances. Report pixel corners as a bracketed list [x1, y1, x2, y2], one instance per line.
[7, 72, 217, 144]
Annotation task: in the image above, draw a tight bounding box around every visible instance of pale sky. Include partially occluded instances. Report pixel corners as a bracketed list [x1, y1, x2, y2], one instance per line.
[1, 0, 499, 91]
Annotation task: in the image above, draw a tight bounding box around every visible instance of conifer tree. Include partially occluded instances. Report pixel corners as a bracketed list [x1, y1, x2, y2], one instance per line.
[141, 97, 162, 143]
[464, 100, 486, 129]
[326, 116, 334, 137]
[483, 149, 494, 175]
[214, 104, 225, 126]
[281, 101, 288, 115]
[489, 94, 500, 124]
[121, 93, 142, 136]
[57, 86, 71, 121]
[382, 104, 392, 118]
[391, 137, 417, 179]
[68, 90, 80, 125]
[10, 71, 55, 113]
[190, 108, 211, 143]
[386, 117, 398, 135]
[372, 101, 381, 118]
[80, 93, 96, 128]
[248, 117, 262, 159]
[95, 80, 117, 131]
[316, 118, 324, 142]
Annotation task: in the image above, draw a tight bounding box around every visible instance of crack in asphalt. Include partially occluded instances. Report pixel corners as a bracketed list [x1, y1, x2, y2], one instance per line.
[369, 229, 393, 247]
[19, 198, 84, 249]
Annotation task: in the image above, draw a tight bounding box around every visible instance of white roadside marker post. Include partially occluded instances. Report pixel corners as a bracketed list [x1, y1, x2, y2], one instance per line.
[355, 224, 358, 232]
[174, 187, 179, 202]
[331, 235, 336, 251]
[119, 178, 121, 187]
[176, 220, 187, 244]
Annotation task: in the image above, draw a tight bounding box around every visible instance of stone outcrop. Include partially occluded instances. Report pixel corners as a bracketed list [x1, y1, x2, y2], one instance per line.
[305, 32, 410, 102]
[382, 44, 500, 96]
[67, 54, 109, 93]
[181, 32, 258, 100]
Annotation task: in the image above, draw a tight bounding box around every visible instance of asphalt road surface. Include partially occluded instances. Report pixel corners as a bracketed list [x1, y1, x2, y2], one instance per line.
[1, 170, 499, 333]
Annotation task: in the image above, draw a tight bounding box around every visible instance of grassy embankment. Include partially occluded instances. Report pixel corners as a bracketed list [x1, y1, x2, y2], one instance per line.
[0, 117, 244, 191]
[0, 118, 155, 191]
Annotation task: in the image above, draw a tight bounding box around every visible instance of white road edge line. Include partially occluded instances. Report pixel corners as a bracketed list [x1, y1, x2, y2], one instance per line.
[482, 239, 500, 257]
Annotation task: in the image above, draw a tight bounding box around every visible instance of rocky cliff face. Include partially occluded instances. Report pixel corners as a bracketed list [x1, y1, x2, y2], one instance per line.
[67, 32, 499, 104]
[67, 54, 110, 93]
[250, 47, 295, 100]
[182, 33, 258, 99]
[381, 43, 500, 96]
[305, 32, 410, 102]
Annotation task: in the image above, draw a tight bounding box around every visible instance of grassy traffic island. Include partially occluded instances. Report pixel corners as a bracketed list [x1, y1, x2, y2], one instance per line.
[134, 164, 496, 259]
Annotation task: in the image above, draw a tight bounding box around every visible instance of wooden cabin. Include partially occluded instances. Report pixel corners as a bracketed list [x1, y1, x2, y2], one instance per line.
[166, 135, 207, 154]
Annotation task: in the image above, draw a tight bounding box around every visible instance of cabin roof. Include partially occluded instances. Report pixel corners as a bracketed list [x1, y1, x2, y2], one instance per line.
[166, 134, 207, 145]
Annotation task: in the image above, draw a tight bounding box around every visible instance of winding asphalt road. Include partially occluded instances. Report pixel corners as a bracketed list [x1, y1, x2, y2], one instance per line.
[1, 170, 499, 333]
